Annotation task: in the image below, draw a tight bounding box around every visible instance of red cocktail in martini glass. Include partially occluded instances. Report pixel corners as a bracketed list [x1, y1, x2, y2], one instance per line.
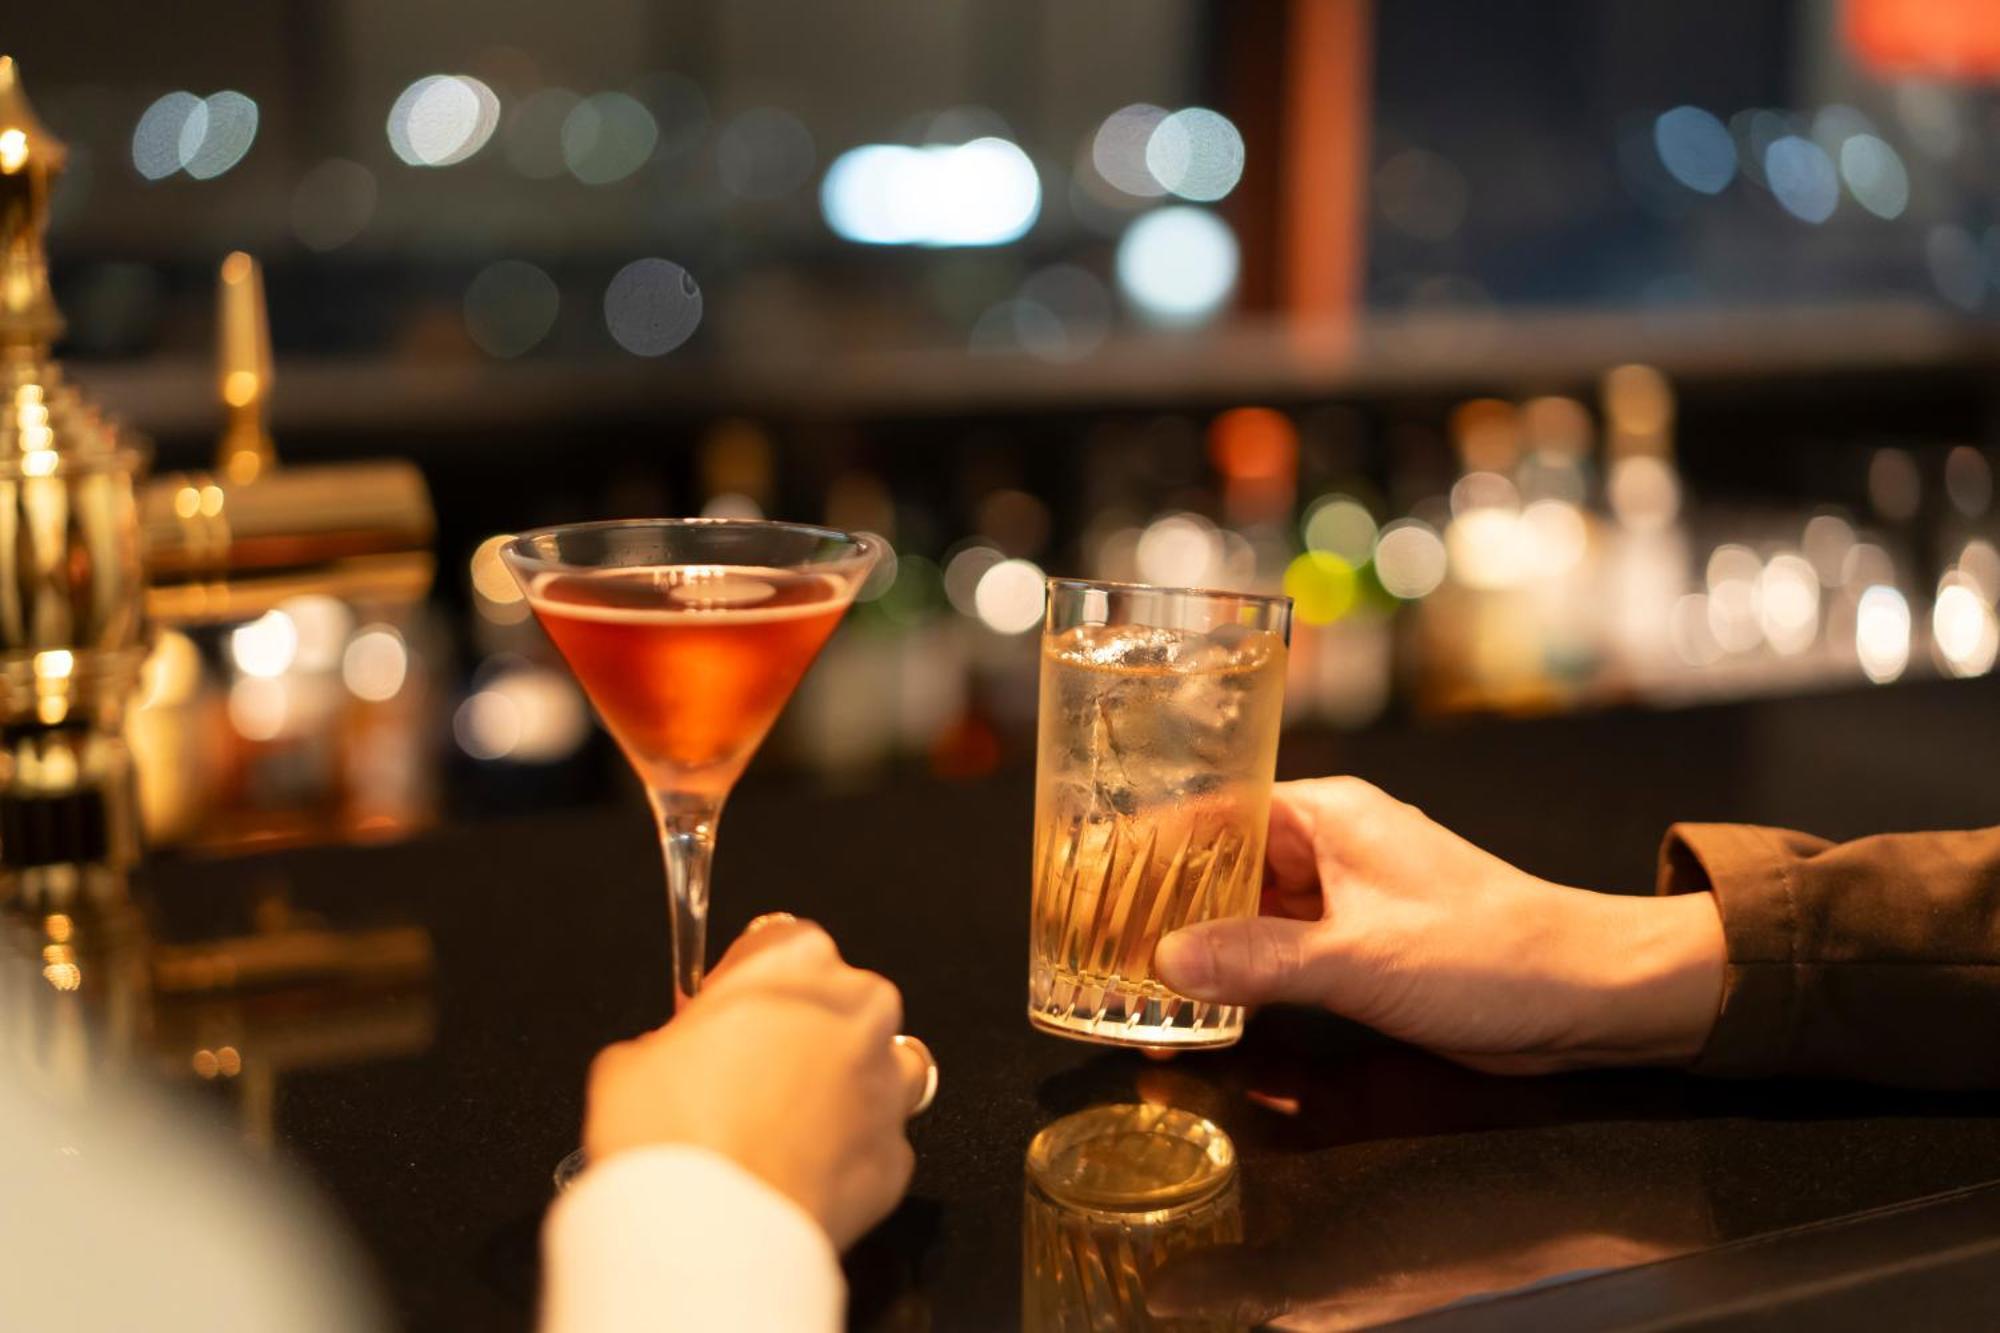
[503, 519, 880, 1183]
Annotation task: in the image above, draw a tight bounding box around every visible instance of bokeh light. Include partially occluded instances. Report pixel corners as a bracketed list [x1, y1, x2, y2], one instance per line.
[1803, 513, 1857, 584]
[1763, 136, 1838, 223]
[1934, 581, 1999, 677]
[975, 490, 1051, 557]
[133, 92, 202, 181]
[1670, 594, 1725, 667]
[1729, 109, 1791, 190]
[1451, 469, 1519, 516]
[1115, 206, 1238, 326]
[1091, 104, 1169, 198]
[1705, 545, 1765, 654]
[228, 677, 289, 742]
[1838, 134, 1909, 219]
[133, 91, 258, 181]
[464, 260, 560, 358]
[343, 625, 409, 702]
[1842, 542, 1897, 590]
[1373, 519, 1447, 599]
[456, 666, 589, 762]
[1209, 407, 1297, 486]
[563, 92, 658, 185]
[700, 493, 763, 520]
[1925, 224, 1986, 310]
[1946, 446, 1993, 517]
[1303, 496, 1377, 564]
[1856, 585, 1911, 683]
[604, 259, 703, 356]
[470, 534, 530, 625]
[1135, 513, 1222, 587]
[1758, 553, 1821, 655]
[876, 554, 941, 628]
[1653, 106, 1736, 194]
[822, 138, 1040, 246]
[1894, 82, 1962, 159]
[1868, 447, 1921, 521]
[1522, 499, 1588, 577]
[388, 75, 500, 167]
[1284, 551, 1357, 625]
[1145, 108, 1244, 202]
[973, 558, 1047, 633]
[1448, 508, 1530, 590]
[181, 92, 259, 180]
[1606, 455, 1682, 533]
[944, 543, 1005, 616]
[280, 595, 355, 672]
[1958, 540, 2000, 602]
[230, 610, 298, 679]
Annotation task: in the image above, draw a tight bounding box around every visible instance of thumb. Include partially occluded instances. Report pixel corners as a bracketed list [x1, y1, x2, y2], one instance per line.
[1153, 916, 1323, 1007]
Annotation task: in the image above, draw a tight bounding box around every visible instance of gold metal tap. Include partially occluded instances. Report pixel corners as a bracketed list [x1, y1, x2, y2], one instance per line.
[0, 55, 437, 904]
[141, 253, 435, 626]
[216, 250, 275, 485]
[0, 57, 148, 917]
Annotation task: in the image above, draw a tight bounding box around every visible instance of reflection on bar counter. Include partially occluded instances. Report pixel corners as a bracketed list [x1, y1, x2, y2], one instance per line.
[1024, 1104, 1243, 1333]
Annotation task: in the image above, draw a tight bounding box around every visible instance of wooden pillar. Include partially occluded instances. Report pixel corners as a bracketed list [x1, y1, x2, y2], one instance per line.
[1282, 0, 1373, 352]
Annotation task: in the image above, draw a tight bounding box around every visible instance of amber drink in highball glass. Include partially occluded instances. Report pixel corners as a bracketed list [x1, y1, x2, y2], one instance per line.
[1029, 579, 1291, 1048]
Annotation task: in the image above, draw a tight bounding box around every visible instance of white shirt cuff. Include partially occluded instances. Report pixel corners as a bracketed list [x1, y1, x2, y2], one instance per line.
[540, 1145, 845, 1333]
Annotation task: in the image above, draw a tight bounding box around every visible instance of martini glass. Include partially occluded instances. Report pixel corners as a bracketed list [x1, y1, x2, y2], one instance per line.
[503, 518, 880, 1185]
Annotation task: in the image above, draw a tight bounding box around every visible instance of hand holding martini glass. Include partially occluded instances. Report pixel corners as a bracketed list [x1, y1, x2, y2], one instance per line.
[504, 518, 935, 1185]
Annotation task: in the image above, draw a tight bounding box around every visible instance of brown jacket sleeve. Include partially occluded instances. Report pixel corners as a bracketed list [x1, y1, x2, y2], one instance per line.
[1658, 823, 2000, 1087]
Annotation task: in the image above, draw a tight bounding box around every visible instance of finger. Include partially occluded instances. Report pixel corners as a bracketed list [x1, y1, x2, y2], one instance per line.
[1264, 783, 1324, 894]
[707, 916, 838, 987]
[891, 1034, 939, 1116]
[837, 969, 904, 1043]
[1153, 916, 1322, 1006]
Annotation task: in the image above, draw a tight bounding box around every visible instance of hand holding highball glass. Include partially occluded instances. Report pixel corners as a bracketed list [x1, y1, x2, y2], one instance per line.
[1029, 579, 1292, 1048]
[1025, 578, 1290, 1219]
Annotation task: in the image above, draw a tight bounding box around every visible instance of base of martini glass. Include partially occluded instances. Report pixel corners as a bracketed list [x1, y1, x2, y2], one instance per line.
[1025, 1104, 1236, 1212]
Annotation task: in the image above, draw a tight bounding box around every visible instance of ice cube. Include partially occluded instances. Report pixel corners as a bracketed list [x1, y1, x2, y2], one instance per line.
[1205, 622, 1253, 652]
[1053, 624, 1196, 670]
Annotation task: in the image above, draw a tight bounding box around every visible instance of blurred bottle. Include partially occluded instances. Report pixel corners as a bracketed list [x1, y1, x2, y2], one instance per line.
[1598, 364, 1691, 694]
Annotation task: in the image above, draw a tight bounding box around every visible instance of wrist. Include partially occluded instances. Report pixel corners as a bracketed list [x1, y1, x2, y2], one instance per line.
[1574, 890, 1725, 1066]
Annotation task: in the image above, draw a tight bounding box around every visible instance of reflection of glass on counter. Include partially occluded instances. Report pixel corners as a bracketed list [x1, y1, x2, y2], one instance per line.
[1023, 1104, 1244, 1332]
[2, 875, 435, 1152]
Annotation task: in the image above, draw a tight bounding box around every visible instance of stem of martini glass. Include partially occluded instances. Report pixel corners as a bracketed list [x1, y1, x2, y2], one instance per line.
[649, 787, 722, 1011]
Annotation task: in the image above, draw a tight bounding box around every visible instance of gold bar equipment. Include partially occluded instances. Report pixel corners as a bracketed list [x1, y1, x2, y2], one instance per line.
[143, 250, 435, 626]
[1, 57, 436, 902]
[0, 61, 439, 1133]
[0, 56, 148, 927]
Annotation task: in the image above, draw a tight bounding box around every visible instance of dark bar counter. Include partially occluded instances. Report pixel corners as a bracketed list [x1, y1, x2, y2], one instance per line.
[142, 675, 2000, 1331]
